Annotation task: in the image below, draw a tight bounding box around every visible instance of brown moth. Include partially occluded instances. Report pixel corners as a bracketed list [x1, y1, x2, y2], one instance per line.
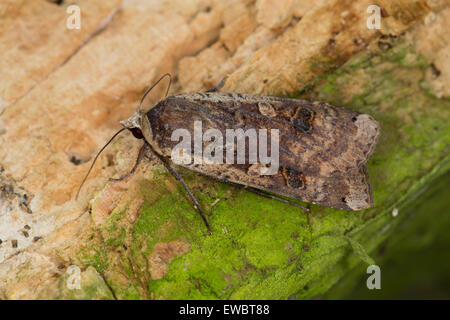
[78, 74, 380, 233]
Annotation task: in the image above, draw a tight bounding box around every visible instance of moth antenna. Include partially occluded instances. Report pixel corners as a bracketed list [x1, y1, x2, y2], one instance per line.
[138, 73, 172, 112]
[76, 128, 127, 200]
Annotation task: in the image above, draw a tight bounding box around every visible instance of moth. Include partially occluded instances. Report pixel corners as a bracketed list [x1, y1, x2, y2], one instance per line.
[77, 74, 380, 234]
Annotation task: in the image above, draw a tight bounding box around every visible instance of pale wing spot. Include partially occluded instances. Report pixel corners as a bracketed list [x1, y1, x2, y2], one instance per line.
[353, 114, 381, 160]
[344, 176, 371, 210]
[258, 102, 277, 117]
[344, 192, 370, 210]
[247, 164, 262, 176]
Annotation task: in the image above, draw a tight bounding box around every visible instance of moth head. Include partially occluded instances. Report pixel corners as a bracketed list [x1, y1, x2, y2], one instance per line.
[120, 111, 144, 139]
[76, 74, 172, 200]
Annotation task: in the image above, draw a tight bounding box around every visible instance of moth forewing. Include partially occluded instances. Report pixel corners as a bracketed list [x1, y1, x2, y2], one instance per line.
[143, 91, 380, 211]
[160, 155, 373, 211]
[159, 93, 380, 174]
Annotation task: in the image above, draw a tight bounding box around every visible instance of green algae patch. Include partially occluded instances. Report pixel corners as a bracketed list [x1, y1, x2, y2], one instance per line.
[75, 39, 450, 299]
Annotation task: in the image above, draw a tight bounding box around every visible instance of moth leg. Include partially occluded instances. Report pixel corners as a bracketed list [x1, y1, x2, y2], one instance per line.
[109, 143, 147, 182]
[206, 76, 228, 93]
[146, 145, 212, 235]
[244, 186, 310, 212]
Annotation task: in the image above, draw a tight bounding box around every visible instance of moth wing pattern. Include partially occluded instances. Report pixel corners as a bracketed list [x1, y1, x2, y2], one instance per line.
[145, 92, 380, 210]
[174, 93, 380, 174]
[179, 162, 373, 210]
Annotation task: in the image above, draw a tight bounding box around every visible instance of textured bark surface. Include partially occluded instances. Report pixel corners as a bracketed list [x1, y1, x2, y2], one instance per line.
[0, 0, 449, 299]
